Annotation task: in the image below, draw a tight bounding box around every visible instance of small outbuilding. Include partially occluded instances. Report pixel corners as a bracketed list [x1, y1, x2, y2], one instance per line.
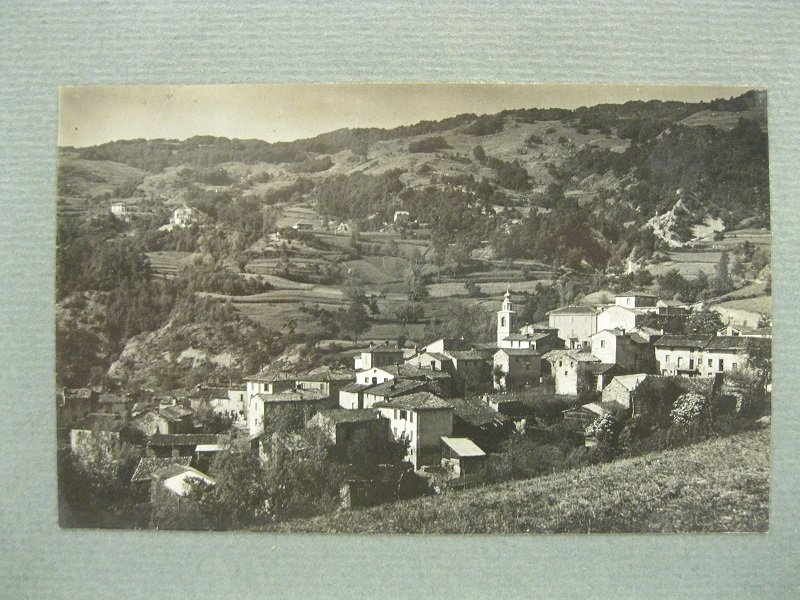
[440, 436, 486, 478]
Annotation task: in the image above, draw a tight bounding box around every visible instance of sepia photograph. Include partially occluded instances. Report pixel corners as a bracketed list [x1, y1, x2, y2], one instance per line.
[56, 83, 772, 533]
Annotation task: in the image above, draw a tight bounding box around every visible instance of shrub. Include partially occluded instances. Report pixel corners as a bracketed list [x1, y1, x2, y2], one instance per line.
[670, 392, 711, 427]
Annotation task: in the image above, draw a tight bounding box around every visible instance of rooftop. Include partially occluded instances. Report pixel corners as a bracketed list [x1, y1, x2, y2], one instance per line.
[447, 396, 508, 427]
[313, 408, 382, 424]
[442, 349, 492, 361]
[159, 405, 194, 421]
[367, 341, 405, 354]
[131, 456, 192, 483]
[503, 332, 551, 342]
[616, 290, 658, 298]
[373, 391, 452, 411]
[547, 305, 598, 316]
[147, 433, 222, 447]
[653, 334, 714, 348]
[298, 365, 356, 382]
[609, 373, 649, 390]
[163, 467, 216, 497]
[441, 436, 486, 458]
[495, 348, 541, 357]
[585, 362, 618, 375]
[246, 365, 299, 383]
[542, 349, 600, 363]
[256, 389, 329, 403]
[704, 336, 750, 351]
[365, 379, 427, 398]
[340, 382, 375, 393]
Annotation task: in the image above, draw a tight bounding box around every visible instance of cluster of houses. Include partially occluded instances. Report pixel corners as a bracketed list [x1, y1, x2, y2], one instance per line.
[59, 288, 771, 511]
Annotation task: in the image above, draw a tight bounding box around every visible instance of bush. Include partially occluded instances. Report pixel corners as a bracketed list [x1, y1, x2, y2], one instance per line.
[670, 392, 711, 427]
[408, 137, 451, 153]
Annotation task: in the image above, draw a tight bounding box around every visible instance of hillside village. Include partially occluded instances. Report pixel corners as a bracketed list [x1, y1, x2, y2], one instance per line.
[58, 285, 771, 529]
[56, 91, 772, 530]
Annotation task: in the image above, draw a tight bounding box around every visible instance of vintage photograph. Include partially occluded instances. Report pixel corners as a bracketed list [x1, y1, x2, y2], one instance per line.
[56, 84, 771, 533]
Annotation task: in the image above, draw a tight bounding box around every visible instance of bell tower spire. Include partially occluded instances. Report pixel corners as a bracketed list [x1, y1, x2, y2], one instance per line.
[497, 286, 515, 347]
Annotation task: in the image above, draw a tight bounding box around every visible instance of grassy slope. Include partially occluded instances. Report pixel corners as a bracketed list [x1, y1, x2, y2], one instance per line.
[272, 429, 769, 534]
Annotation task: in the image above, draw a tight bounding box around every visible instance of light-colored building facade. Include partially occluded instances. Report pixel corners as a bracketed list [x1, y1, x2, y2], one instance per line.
[547, 306, 599, 349]
[542, 349, 602, 396]
[373, 392, 453, 469]
[653, 334, 714, 376]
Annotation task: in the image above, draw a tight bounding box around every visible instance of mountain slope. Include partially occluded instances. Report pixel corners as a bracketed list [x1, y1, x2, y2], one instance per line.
[270, 429, 769, 534]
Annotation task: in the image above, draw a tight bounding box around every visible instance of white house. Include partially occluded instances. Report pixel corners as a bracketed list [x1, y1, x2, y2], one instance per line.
[653, 334, 714, 376]
[700, 336, 750, 378]
[547, 306, 599, 349]
[492, 348, 541, 391]
[542, 349, 602, 396]
[373, 392, 453, 469]
[614, 291, 658, 308]
[353, 342, 405, 370]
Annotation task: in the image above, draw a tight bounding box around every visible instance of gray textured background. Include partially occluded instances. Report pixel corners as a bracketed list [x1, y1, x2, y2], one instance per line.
[1, 1, 798, 598]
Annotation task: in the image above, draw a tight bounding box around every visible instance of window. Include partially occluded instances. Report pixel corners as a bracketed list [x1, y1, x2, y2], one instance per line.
[600, 340, 605, 348]
[732, 362, 738, 371]
[409, 412, 414, 423]
[677, 357, 683, 368]
[665, 355, 671, 363]
[501, 317, 506, 327]
[564, 371, 568, 377]
[400, 410, 407, 420]
[718, 359, 724, 371]
[708, 358, 713, 367]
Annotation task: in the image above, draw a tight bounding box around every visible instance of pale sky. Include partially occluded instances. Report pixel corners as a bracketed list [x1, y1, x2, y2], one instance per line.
[59, 83, 758, 148]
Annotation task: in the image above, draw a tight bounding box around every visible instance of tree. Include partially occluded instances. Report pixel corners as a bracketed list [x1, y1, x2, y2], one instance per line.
[394, 301, 425, 325]
[714, 251, 733, 294]
[472, 145, 487, 163]
[744, 337, 772, 394]
[340, 299, 370, 342]
[685, 309, 724, 334]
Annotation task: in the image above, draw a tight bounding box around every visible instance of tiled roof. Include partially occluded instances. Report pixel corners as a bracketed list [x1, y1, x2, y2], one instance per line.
[298, 365, 356, 382]
[256, 389, 329, 403]
[421, 338, 472, 352]
[653, 334, 714, 348]
[542, 349, 600, 363]
[340, 382, 374, 393]
[424, 352, 452, 362]
[313, 408, 382, 424]
[373, 391, 452, 411]
[609, 373, 649, 390]
[368, 342, 405, 354]
[364, 379, 426, 398]
[547, 305, 598, 315]
[495, 348, 541, 356]
[585, 362, 618, 374]
[704, 336, 750, 351]
[148, 433, 222, 447]
[247, 365, 299, 382]
[131, 456, 192, 483]
[442, 349, 491, 361]
[591, 327, 627, 337]
[503, 332, 551, 341]
[159, 405, 194, 421]
[447, 396, 508, 426]
[616, 290, 658, 298]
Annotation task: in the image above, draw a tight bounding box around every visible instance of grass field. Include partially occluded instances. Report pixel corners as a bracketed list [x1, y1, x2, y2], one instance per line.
[145, 251, 199, 278]
[271, 428, 770, 533]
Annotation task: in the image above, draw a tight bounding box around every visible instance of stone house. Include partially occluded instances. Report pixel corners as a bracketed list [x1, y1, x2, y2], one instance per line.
[247, 388, 333, 437]
[353, 342, 404, 370]
[492, 348, 541, 391]
[306, 408, 390, 464]
[57, 388, 98, 429]
[542, 349, 602, 396]
[600, 373, 650, 409]
[97, 392, 135, 418]
[295, 365, 356, 399]
[373, 392, 453, 469]
[157, 404, 195, 434]
[590, 328, 654, 372]
[146, 433, 226, 460]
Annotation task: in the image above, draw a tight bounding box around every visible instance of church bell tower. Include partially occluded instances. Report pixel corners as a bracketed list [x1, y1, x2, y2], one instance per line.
[497, 287, 515, 347]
